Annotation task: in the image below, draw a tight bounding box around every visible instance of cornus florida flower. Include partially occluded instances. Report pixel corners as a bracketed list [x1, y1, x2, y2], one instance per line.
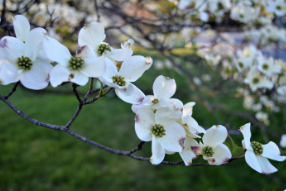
[192, 125, 232, 165]
[43, 36, 106, 87]
[78, 22, 133, 62]
[257, 56, 281, 77]
[99, 55, 152, 104]
[239, 123, 286, 174]
[266, 0, 286, 16]
[244, 67, 273, 91]
[135, 108, 186, 165]
[0, 15, 52, 89]
[235, 57, 253, 72]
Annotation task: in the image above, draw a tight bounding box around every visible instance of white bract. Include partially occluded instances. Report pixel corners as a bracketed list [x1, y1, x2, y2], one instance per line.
[43, 35, 106, 87]
[239, 123, 286, 174]
[244, 67, 273, 91]
[280, 134, 286, 148]
[192, 125, 232, 165]
[0, 15, 52, 90]
[99, 55, 152, 104]
[135, 108, 186, 165]
[257, 56, 281, 77]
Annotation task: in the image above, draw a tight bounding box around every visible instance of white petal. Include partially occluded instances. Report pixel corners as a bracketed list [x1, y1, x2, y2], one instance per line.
[19, 59, 52, 90]
[153, 75, 176, 100]
[109, 47, 133, 62]
[69, 71, 89, 86]
[24, 28, 47, 61]
[203, 125, 228, 148]
[42, 36, 71, 67]
[115, 83, 145, 104]
[256, 156, 278, 174]
[239, 123, 252, 150]
[262, 142, 286, 162]
[0, 37, 24, 64]
[79, 46, 106, 78]
[183, 137, 198, 151]
[98, 58, 118, 87]
[118, 56, 152, 82]
[13, 15, 30, 42]
[157, 122, 186, 152]
[210, 144, 232, 165]
[49, 64, 71, 87]
[155, 107, 180, 127]
[78, 22, 106, 49]
[180, 151, 197, 166]
[135, 108, 154, 141]
[183, 102, 196, 117]
[245, 150, 263, 173]
[0, 62, 20, 85]
[150, 135, 165, 165]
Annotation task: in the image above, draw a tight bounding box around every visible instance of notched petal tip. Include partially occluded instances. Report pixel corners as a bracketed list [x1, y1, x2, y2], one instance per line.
[145, 56, 153, 65]
[179, 137, 186, 148]
[0, 38, 7, 47]
[45, 74, 50, 83]
[83, 23, 91, 29]
[135, 114, 140, 123]
[137, 97, 144, 104]
[208, 158, 215, 164]
[191, 146, 200, 153]
[222, 157, 231, 164]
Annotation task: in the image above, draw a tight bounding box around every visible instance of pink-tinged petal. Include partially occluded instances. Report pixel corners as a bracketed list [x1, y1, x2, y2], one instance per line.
[211, 144, 232, 165]
[245, 150, 263, 173]
[49, 64, 71, 87]
[118, 56, 152, 82]
[78, 22, 106, 49]
[157, 122, 186, 152]
[183, 137, 198, 152]
[150, 135, 165, 165]
[183, 102, 196, 117]
[24, 28, 47, 61]
[256, 156, 278, 174]
[239, 123, 252, 150]
[131, 95, 154, 113]
[19, 59, 52, 90]
[0, 37, 24, 63]
[13, 15, 30, 42]
[179, 151, 197, 166]
[69, 71, 89, 86]
[98, 58, 118, 87]
[191, 142, 203, 155]
[203, 125, 228, 148]
[42, 36, 71, 67]
[135, 108, 154, 141]
[0, 62, 20, 85]
[115, 83, 145, 104]
[262, 142, 286, 162]
[153, 75, 176, 100]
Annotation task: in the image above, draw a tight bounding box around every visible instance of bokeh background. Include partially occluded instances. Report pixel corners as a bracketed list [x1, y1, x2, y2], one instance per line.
[1, 0, 286, 190]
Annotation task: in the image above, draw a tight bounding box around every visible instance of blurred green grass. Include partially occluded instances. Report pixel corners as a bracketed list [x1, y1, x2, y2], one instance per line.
[0, 62, 285, 191]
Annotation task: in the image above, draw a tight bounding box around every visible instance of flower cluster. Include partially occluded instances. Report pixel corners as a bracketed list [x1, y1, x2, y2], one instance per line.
[1, 15, 285, 174]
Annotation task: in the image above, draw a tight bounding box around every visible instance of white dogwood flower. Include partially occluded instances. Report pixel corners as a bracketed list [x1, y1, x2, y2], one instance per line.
[192, 125, 232, 165]
[244, 67, 273, 91]
[239, 123, 286, 174]
[0, 16, 52, 90]
[257, 56, 281, 77]
[43, 36, 106, 87]
[135, 108, 186, 165]
[266, 0, 286, 16]
[99, 55, 152, 104]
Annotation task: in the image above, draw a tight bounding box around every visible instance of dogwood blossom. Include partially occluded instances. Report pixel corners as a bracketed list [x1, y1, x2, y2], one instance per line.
[192, 125, 232, 165]
[43, 35, 106, 87]
[239, 123, 286, 174]
[0, 15, 52, 89]
[135, 108, 186, 165]
[244, 67, 273, 91]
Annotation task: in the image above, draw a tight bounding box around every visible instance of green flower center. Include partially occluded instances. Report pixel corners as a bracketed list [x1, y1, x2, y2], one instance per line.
[262, 64, 269, 70]
[152, 98, 159, 104]
[152, 124, 166, 137]
[251, 141, 263, 155]
[202, 146, 214, 157]
[69, 56, 84, 70]
[112, 75, 126, 86]
[276, 5, 282, 10]
[17, 56, 33, 70]
[238, 62, 244, 68]
[252, 77, 259, 84]
[98, 44, 111, 56]
[239, 14, 244, 18]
